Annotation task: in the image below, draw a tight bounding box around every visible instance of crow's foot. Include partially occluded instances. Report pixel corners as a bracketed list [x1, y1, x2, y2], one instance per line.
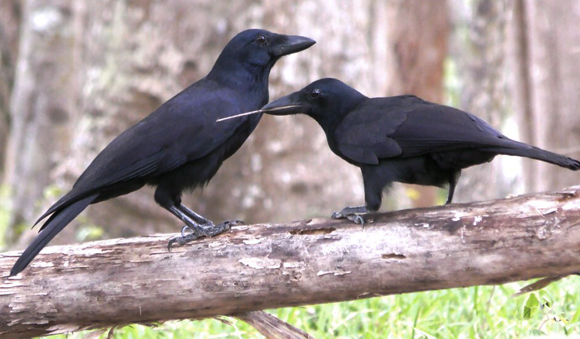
[168, 219, 244, 251]
[332, 206, 368, 225]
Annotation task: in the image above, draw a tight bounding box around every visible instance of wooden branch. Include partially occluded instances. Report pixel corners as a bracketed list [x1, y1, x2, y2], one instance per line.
[2, 186, 580, 338]
[235, 311, 314, 339]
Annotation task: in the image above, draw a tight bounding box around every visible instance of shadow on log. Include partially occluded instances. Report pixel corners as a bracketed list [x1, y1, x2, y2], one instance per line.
[1, 186, 580, 338]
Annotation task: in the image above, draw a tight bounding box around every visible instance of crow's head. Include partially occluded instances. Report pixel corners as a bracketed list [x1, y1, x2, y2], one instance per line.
[259, 78, 367, 124]
[213, 29, 315, 74]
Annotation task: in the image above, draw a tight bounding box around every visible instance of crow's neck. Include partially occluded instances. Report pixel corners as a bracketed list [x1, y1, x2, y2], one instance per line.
[207, 60, 273, 96]
[314, 97, 368, 135]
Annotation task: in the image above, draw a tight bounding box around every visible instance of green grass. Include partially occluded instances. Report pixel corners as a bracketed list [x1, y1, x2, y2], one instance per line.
[43, 278, 580, 339]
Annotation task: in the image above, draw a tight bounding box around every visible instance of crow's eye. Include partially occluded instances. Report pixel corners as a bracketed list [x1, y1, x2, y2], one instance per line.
[308, 88, 321, 99]
[256, 35, 268, 46]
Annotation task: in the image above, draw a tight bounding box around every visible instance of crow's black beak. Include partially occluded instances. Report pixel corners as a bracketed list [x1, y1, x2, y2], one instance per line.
[260, 94, 309, 115]
[216, 92, 308, 123]
[271, 35, 316, 57]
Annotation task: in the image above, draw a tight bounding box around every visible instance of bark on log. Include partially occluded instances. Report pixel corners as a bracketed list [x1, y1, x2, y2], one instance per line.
[2, 187, 580, 339]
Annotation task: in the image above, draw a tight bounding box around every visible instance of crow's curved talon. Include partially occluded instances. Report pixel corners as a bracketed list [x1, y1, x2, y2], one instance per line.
[347, 214, 365, 226]
[331, 212, 343, 219]
[332, 210, 365, 226]
[180, 225, 193, 237]
[167, 237, 181, 252]
[168, 232, 203, 252]
[207, 220, 233, 235]
[226, 219, 245, 226]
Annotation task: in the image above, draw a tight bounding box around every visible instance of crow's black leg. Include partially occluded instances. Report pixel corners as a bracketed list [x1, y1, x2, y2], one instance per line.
[166, 207, 240, 250]
[179, 204, 244, 230]
[178, 204, 214, 226]
[167, 206, 205, 234]
[445, 170, 461, 205]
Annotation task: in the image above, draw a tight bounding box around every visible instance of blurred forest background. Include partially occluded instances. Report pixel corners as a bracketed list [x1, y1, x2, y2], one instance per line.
[2, 0, 580, 338]
[0, 0, 579, 255]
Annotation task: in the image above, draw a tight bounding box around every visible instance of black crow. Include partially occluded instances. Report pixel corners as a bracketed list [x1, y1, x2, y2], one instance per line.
[220, 78, 579, 223]
[10, 29, 315, 276]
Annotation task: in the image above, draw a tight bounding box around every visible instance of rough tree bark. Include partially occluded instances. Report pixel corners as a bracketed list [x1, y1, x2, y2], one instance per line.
[512, 0, 580, 193]
[1, 186, 580, 339]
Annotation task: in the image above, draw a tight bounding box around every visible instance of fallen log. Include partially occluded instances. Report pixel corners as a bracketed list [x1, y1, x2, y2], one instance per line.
[1, 186, 580, 338]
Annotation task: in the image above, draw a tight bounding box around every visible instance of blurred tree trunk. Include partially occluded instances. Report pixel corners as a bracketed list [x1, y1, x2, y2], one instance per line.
[382, 0, 448, 208]
[450, 0, 515, 203]
[3, 0, 78, 244]
[512, 0, 580, 192]
[0, 0, 22, 176]
[5, 0, 448, 248]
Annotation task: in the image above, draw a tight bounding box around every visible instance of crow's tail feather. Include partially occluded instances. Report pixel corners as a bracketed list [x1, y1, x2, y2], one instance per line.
[10, 194, 98, 276]
[486, 142, 580, 170]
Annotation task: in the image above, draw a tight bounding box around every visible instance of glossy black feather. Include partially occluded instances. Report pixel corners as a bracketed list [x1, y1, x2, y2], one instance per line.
[11, 195, 98, 276]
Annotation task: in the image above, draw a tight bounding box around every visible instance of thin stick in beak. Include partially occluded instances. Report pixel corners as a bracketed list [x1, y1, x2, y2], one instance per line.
[216, 105, 300, 123]
[216, 110, 263, 122]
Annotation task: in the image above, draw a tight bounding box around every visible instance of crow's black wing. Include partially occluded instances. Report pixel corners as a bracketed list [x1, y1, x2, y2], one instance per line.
[333, 96, 416, 164]
[38, 80, 258, 221]
[334, 95, 512, 165]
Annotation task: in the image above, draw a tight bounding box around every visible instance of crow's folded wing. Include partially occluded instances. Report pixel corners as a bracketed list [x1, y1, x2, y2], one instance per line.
[334, 96, 510, 165]
[38, 81, 259, 221]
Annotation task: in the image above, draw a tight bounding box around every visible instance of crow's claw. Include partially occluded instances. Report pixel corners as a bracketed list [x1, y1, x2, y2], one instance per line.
[223, 219, 245, 227]
[347, 214, 365, 226]
[331, 211, 343, 219]
[332, 210, 366, 226]
[167, 219, 235, 252]
[180, 225, 193, 237]
[332, 205, 369, 225]
[168, 232, 203, 252]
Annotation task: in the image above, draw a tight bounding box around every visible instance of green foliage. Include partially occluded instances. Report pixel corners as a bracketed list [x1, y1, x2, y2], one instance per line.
[523, 293, 540, 319]
[41, 278, 580, 339]
[42, 184, 64, 203]
[75, 223, 105, 242]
